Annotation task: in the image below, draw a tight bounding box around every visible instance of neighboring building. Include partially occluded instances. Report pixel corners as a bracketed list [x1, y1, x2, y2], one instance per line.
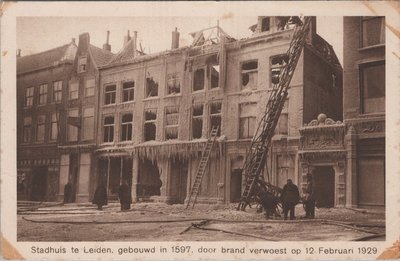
[95, 16, 343, 205]
[17, 40, 77, 201]
[57, 32, 115, 202]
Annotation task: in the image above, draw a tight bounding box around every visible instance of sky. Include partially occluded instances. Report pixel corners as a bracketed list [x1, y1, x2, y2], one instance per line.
[17, 16, 343, 64]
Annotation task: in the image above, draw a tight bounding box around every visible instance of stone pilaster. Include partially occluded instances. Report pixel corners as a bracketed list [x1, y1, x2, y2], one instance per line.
[131, 156, 139, 202]
[345, 125, 358, 208]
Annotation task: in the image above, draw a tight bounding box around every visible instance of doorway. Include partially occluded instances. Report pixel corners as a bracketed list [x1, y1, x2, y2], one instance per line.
[30, 166, 47, 201]
[230, 169, 242, 203]
[138, 158, 162, 198]
[170, 159, 188, 204]
[68, 153, 79, 202]
[312, 166, 335, 208]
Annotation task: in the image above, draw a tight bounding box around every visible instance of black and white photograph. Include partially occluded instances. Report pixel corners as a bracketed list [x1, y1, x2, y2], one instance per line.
[1, 1, 399, 260]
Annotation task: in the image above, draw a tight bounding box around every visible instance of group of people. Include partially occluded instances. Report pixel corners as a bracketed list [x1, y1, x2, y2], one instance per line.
[91, 180, 132, 211]
[260, 173, 315, 220]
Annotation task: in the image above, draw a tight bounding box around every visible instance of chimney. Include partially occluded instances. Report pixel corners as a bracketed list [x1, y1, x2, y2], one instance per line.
[123, 30, 131, 46]
[103, 30, 111, 51]
[16, 49, 21, 57]
[171, 27, 180, 49]
[132, 31, 137, 58]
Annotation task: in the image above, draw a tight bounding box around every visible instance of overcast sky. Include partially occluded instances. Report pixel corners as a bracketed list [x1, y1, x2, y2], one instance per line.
[17, 16, 343, 64]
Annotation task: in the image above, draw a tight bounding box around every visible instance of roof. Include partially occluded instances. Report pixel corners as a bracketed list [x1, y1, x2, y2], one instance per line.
[107, 38, 144, 66]
[88, 44, 115, 67]
[17, 42, 77, 75]
[308, 34, 342, 69]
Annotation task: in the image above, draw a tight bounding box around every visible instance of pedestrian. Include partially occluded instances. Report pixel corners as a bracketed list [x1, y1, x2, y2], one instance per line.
[304, 173, 316, 219]
[260, 190, 279, 219]
[118, 180, 132, 211]
[63, 181, 73, 203]
[92, 183, 108, 210]
[280, 179, 300, 220]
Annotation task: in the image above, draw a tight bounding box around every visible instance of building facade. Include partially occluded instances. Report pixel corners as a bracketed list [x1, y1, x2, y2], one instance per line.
[94, 16, 343, 205]
[17, 41, 77, 201]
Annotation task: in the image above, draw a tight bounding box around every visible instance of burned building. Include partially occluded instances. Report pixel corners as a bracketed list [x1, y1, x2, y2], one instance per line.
[17, 40, 77, 201]
[94, 17, 343, 205]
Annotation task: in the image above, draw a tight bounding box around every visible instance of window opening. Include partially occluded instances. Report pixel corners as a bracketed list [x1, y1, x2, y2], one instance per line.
[192, 104, 203, 139]
[53, 81, 62, 103]
[36, 115, 46, 142]
[85, 78, 95, 97]
[167, 74, 181, 95]
[103, 115, 114, 142]
[165, 106, 179, 140]
[146, 76, 159, 97]
[104, 84, 116, 105]
[25, 87, 34, 107]
[144, 109, 157, 141]
[209, 102, 222, 136]
[241, 61, 258, 90]
[193, 68, 205, 91]
[239, 103, 257, 139]
[360, 61, 385, 113]
[121, 113, 133, 141]
[361, 17, 385, 47]
[23, 117, 32, 143]
[82, 108, 94, 140]
[122, 81, 135, 102]
[50, 113, 58, 141]
[38, 84, 48, 105]
[69, 82, 79, 100]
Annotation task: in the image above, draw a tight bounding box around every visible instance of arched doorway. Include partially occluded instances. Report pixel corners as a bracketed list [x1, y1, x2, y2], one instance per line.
[312, 166, 335, 208]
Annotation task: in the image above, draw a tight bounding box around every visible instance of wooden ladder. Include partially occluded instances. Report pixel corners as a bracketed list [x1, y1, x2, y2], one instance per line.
[185, 125, 220, 209]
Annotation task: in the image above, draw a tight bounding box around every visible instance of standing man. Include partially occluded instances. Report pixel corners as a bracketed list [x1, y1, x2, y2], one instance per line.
[118, 180, 132, 211]
[304, 173, 316, 219]
[92, 181, 108, 210]
[280, 179, 300, 220]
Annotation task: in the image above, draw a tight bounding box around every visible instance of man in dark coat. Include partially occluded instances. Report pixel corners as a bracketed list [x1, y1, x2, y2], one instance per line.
[92, 183, 108, 210]
[304, 173, 316, 219]
[260, 190, 279, 219]
[63, 182, 73, 203]
[280, 179, 300, 220]
[118, 180, 132, 211]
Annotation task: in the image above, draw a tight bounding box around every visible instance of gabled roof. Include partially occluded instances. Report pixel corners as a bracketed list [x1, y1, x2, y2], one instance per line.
[107, 38, 144, 65]
[88, 44, 115, 67]
[17, 42, 77, 75]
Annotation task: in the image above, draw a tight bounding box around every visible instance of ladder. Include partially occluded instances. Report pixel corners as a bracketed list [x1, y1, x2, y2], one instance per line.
[237, 17, 312, 211]
[185, 125, 220, 209]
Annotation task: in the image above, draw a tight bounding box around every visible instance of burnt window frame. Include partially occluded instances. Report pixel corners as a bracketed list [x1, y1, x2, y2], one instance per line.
[23, 116, 32, 143]
[270, 54, 287, 87]
[122, 80, 135, 102]
[240, 60, 258, 90]
[209, 101, 222, 136]
[104, 84, 117, 105]
[164, 106, 179, 140]
[67, 108, 79, 142]
[360, 16, 385, 48]
[261, 17, 270, 32]
[359, 60, 385, 114]
[191, 103, 204, 139]
[193, 67, 206, 92]
[209, 63, 220, 90]
[36, 114, 46, 142]
[38, 84, 48, 106]
[103, 115, 115, 143]
[120, 113, 133, 142]
[145, 74, 159, 98]
[143, 109, 157, 141]
[166, 73, 181, 96]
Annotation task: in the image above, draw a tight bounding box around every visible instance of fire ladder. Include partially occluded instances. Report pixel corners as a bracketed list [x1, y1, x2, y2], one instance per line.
[185, 125, 220, 209]
[237, 16, 312, 211]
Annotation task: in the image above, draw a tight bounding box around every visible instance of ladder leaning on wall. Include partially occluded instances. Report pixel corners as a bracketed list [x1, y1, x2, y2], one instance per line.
[237, 16, 312, 211]
[185, 125, 220, 209]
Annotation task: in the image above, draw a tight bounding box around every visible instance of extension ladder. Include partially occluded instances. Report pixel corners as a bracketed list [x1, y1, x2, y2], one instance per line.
[185, 125, 220, 209]
[237, 17, 312, 211]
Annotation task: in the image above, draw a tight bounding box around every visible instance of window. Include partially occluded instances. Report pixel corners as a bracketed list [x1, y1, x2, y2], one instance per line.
[209, 102, 222, 136]
[361, 17, 385, 47]
[85, 78, 95, 97]
[270, 54, 288, 85]
[239, 103, 257, 139]
[67, 109, 79, 142]
[122, 81, 135, 102]
[69, 81, 79, 100]
[103, 115, 114, 142]
[193, 68, 205, 91]
[275, 100, 288, 135]
[210, 65, 220, 89]
[192, 104, 203, 139]
[82, 108, 94, 140]
[36, 115, 46, 142]
[261, 17, 270, 32]
[25, 87, 34, 107]
[144, 109, 157, 141]
[360, 61, 385, 113]
[104, 84, 116, 105]
[53, 81, 62, 103]
[166, 74, 181, 95]
[241, 61, 258, 90]
[121, 113, 133, 141]
[38, 84, 48, 105]
[78, 56, 87, 73]
[165, 107, 179, 140]
[50, 113, 58, 141]
[23, 117, 32, 143]
[146, 77, 159, 98]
